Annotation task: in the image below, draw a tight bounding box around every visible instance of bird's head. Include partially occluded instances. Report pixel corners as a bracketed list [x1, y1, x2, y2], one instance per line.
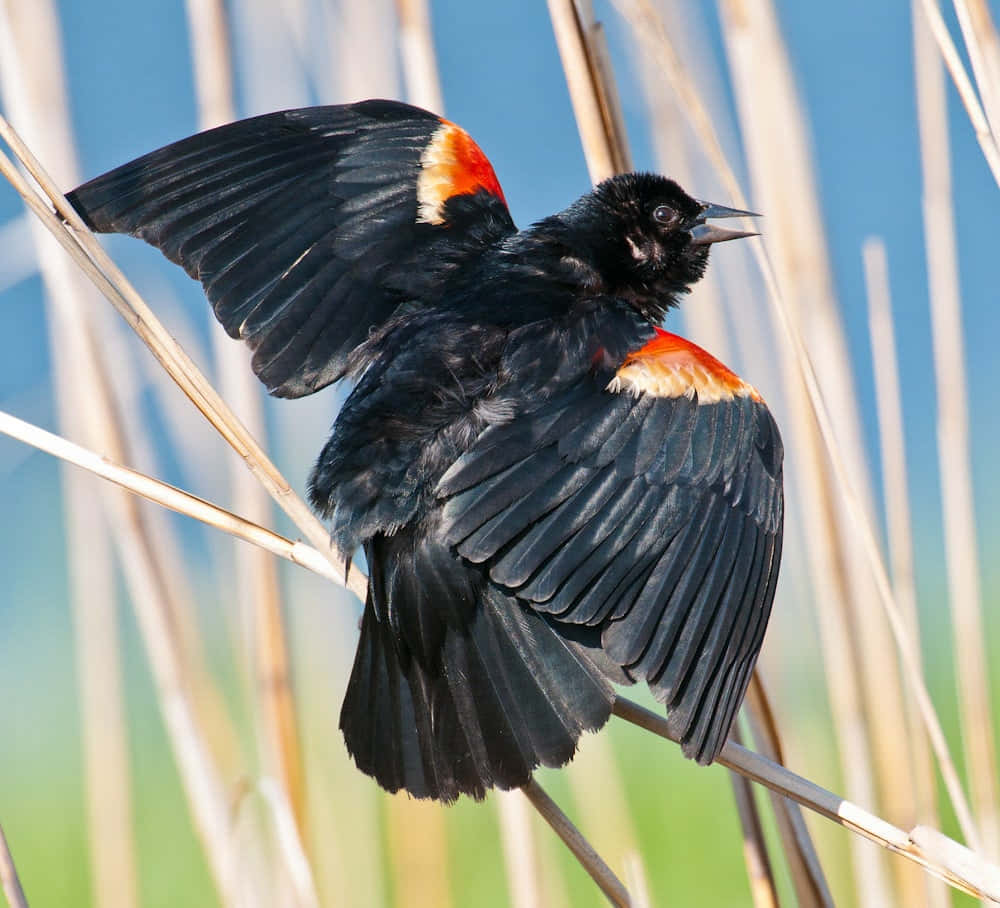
[554, 173, 758, 323]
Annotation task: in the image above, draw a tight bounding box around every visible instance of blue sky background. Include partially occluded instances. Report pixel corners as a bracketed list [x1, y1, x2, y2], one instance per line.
[1, 1, 999, 904]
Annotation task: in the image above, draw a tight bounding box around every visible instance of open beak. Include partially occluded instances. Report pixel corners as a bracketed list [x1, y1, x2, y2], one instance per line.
[688, 201, 760, 246]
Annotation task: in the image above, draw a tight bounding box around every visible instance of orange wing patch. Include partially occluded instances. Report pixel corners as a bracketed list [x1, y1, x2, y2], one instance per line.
[609, 328, 761, 404]
[416, 120, 507, 225]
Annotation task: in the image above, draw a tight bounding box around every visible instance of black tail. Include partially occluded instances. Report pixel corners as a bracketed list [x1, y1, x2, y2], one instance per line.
[339, 536, 615, 802]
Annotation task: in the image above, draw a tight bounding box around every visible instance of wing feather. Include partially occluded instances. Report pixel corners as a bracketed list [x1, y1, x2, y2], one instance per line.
[436, 359, 783, 764]
[67, 100, 516, 397]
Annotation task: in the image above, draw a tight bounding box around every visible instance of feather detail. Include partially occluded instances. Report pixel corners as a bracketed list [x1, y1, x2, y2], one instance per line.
[609, 327, 761, 404]
[416, 120, 507, 225]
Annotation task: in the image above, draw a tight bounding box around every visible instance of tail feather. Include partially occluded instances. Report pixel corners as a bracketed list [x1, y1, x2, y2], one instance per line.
[339, 539, 615, 802]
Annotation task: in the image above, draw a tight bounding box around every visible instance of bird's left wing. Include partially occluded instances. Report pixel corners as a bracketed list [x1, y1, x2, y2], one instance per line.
[67, 100, 515, 397]
[436, 326, 783, 764]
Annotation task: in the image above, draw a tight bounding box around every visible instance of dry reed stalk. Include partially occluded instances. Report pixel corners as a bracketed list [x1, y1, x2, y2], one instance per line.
[863, 237, 951, 908]
[329, 8, 460, 905]
[914, 0, 1000, 864]
[745, 678, 834, 908]
[546, 0, 620, 183]
[729, 726, 780, 908]
[952, 0, 1000, 140]
[0, 410, 345, 585]
[635, 30, 735, 367]
[496, 791, 544, 908]
[0, 822, 27, 908]
[98, 432, 247, 904]
[253, 779, 321, 907]
[613, 697, 1000, 902]
[520, 779, 632, 908]
[622, 852, 652, 908]
[0, 6, 138, 906]
[573, 0, 633, 173]
[64, 518, 135, 906]
[395, 0, 444, 112]
[184, 0, 311, 859]
[0, 119, 369, 604]
[755, 241, 982, 850]
[540, 10, 675, 902]
[531, 832, 573, 908]
[94, 314, 248, 783]
[613, 0, 980, 854]
[919, 0, 1000, 186]
[334, 0, 400, 102]
[229, 0, 312, 114]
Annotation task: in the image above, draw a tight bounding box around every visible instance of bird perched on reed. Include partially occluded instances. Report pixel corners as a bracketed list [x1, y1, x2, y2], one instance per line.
[68, 99, 783, 803]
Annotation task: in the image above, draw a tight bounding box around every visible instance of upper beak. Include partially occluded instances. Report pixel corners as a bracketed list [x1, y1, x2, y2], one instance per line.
[688, 200, 760, 246]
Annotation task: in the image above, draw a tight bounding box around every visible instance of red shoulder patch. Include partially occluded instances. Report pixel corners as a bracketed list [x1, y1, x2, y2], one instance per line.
[609, 327, 760, 403]
[416, 120, 507, 225]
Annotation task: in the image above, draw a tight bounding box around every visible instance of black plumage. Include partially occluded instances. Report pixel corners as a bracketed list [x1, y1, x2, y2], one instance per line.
[68, 99, 783, 802]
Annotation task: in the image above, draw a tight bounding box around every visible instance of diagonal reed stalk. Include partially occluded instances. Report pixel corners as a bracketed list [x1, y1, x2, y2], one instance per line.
[920, 0, 1000, 187]
[952, 0, 1000, 141]
[728, 725, 780, 908]
[914, 0, 1000, 864]
[0, 410, 343, 584]
[614, 697, 1000, 902]
[521, 779, 631, 907]
[0, 115, 368, 601]
[745, 678, 834, 908]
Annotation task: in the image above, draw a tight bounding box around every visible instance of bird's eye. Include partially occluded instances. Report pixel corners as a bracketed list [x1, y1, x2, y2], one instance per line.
[652, 204, 678, 226]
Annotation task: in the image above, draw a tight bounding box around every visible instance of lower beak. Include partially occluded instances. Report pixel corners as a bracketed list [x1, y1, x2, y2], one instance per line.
[688, 200, 760, 246]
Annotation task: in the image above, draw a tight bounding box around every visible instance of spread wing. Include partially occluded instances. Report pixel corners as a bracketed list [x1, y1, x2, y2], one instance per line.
[66, 100, 516, 397]
[436, 327, 783, 764]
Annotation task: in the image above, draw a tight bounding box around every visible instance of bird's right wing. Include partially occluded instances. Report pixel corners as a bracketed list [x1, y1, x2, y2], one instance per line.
[436, 325, 783, 764]
[66, 100, 516, 397]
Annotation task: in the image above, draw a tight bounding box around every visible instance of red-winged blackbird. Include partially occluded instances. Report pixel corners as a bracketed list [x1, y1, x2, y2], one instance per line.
[68, 100, 783, 803]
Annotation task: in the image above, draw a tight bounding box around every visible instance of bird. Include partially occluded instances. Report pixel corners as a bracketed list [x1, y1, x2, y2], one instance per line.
[67, 99, 783, 804]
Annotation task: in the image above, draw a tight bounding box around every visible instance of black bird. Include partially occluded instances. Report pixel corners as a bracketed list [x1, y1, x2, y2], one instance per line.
[67, 100, 783, 803]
